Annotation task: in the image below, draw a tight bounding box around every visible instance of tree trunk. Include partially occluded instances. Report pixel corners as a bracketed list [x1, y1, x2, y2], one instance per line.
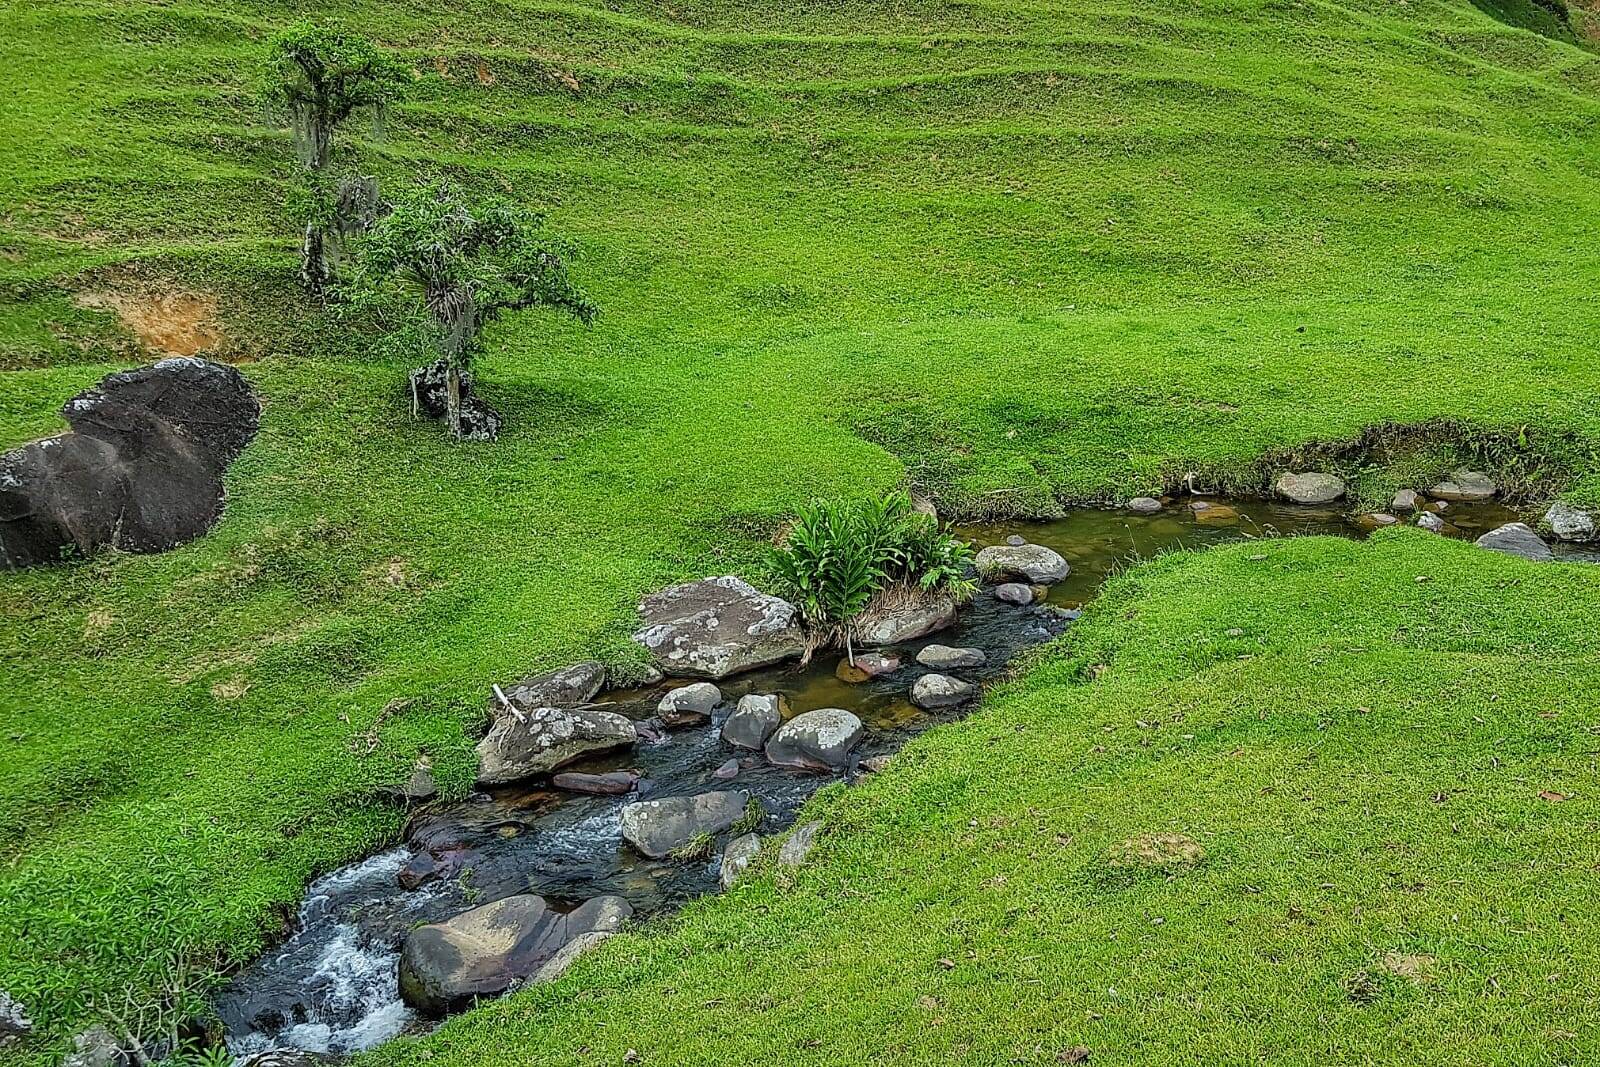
[445, 363, 463, 440]
[299, 220, 332, 296]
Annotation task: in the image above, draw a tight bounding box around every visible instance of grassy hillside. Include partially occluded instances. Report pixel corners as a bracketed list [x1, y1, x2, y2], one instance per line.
[2, 0, 1600, 1062]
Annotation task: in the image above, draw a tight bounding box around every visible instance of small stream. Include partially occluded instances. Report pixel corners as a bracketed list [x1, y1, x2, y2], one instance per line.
[218, 497, 1588, 1058]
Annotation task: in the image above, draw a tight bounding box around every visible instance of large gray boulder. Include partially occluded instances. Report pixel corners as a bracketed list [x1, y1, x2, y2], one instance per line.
[765, 708, 863, 772]
[633, 576, 806, 679]
[496, 661, 606, 715]
[658, 682, 721, 724]
[721, 693, 782, 750]
[852, 594, 957, 647]
[476, 705, 637, 785]
[1430, 469, 1496, 501]
[1273, 472, 1345, 504]
[1, 358, 260, 569]
[1545, 501, 1596, 543]
[1475, 522, 1553, 562]
[975, 543, 1070, 584]
[619, 790, 750, 858]
[398, 893, 631, 1016]
[911, 673, 978, 709]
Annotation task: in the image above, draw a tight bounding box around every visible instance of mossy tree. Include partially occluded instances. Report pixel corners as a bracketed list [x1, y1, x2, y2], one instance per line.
[349, 180, 598, 439]
[266, 22, 408, 295]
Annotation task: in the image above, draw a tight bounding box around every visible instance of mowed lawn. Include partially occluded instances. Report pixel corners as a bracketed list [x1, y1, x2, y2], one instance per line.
[1, 0, 1599, 1063]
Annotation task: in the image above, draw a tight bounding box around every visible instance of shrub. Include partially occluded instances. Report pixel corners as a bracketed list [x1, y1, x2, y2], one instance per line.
[767, 491, 975, 663]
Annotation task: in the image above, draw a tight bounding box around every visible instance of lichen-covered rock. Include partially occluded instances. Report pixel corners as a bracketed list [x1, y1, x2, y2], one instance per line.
[658, 681, 721, 725]
[778, 821, 823, 868]
[0, 990, 30, 1038]
[496, 661, 606, 716]
[975, 542, 1070, 584]
[619, 790, 749, 858]
[1430, 469, 1496, 501]
[1545, 501, 1596, 543]
[722, 693, 783, 750]
[398, 893, 631, 1015]
[852, 594, 958, 647]
[633, 576, 805, 679]
[476, 706, 637, 785]
[1475, 522, 1553, 562]
[1273, 472, 1345, 504]
[910, 673, 978, 709]
[765, 708, 863, 772]
[1, 358, 260, 568]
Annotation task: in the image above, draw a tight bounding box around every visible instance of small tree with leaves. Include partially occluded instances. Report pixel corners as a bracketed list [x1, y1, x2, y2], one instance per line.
[266, 22, 408, 293]
[348, 180, 598, 439]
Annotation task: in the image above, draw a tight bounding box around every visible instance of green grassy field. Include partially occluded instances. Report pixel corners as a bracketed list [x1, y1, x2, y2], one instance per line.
[2, 0, 1600, 1063]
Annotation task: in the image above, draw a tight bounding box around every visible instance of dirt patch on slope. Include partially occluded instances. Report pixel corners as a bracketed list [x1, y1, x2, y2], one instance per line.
[74, 288, 225, 357]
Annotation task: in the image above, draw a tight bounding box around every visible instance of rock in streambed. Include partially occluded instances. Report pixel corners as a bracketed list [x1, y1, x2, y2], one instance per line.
[620, 791, 751, 859]
[633, 576, 806, 679]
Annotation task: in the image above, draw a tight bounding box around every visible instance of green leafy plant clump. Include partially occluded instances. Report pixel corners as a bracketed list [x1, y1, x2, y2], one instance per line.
[767, 490, 975, 663]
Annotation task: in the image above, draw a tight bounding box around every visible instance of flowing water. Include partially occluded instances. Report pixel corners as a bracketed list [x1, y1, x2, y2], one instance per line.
[219, 497, 1588, 1058]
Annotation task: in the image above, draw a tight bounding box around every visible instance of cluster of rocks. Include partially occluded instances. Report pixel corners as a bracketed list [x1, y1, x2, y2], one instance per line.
[1, 358, 260, 568]
[408, 357, 503, 442]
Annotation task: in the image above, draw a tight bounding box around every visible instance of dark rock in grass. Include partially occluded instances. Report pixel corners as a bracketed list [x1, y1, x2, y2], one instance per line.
[722, 693, 783, 750]
[633, 576, 806, 679]
[1273, 471, 1346, 504]
[1475, 522, 1553, 562]
[1430, 469, 1496, 501]
[1128, 496, 1163, 514]
[852, 594, 958, 647]
[1107, 832, 1205, 871]
[916, 644, 986, 670]
[975, 542, 1070, 584]
[657, 681, 721, 725]
[475, 706, 637, 785]
[778, 821, 823, 868]
[0, 990, 30, 1038]
[496, 661, 606, 716]
[994, 582, 1034, 606]
[911, 673, 978, 709]
[551, 770, 639, 795]
[1545, 501, 1597, 542]
[619, 790, 749, 858]
[859, 754, 893, 775]
[398, 893, 631, 1016]
[765, 708, 863, 772]
[407, 358, 503, 442]
[719, 832, 762, 889]
[1392, 489, 1422, 512]
[1, 358, 259, 569]
[377, 763, 437, 806]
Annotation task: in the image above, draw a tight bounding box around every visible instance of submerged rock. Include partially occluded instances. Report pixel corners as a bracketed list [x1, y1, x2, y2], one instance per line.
[916, 644, 986, 670]
[398, 893, 631, 1015]
[975, 542, 1070, 584]
[1430, 469, 1496, 501]
[722, 693, 783, 750]
[910, 673, 978, 709]
[1273, 472, 1345, 504]
[1350, 512, 1399, 532]
[1475, 522, 1553, 562]
[619, 790, 750, 858]
[475, 706, 637, 785]
[1545, 501, 1596, 543]
[633, 576, 806, 679]
[765, 708, 863, 772]
[720, 832, 762, 889]
[778, 821, 823, 868]
[1, 358, 260, 569]
[1191, 501, 1240, 527]
[551, 770, 638, 795]
[1128, 496, 1163, 514]
[994, 582, 1034, 606]
[852, 594, 958, 647]
[496, 661, 606, 716]
[658, 681, 721, 725]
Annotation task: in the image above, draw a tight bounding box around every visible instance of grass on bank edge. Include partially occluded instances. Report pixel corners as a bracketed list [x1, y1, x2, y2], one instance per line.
[361, 528, 1600, 1067]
